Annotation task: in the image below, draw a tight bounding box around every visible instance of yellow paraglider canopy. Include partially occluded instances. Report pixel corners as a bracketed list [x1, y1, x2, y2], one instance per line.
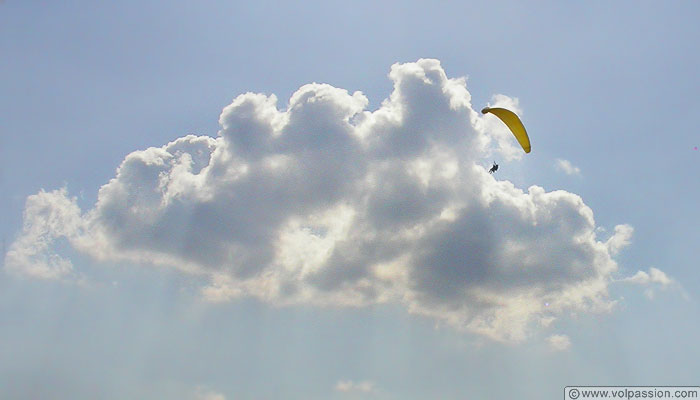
[482, 107, 531, 153]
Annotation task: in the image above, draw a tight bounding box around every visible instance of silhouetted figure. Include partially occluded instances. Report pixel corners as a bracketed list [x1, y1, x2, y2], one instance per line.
[488, 161, 499, 174]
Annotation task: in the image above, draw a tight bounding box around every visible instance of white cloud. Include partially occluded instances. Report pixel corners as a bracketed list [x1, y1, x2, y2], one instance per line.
[6, 59, 636, 342]
[555, 159, 581, 176]
[623, 267, 672, 287]
[547, 334, 571, 351]
[193, 386, 226, 400]
[335, 380, 375, 393]
[4, 188, 83, 280]
[606, 224, 634, 256]
[621, 267, 681, 299]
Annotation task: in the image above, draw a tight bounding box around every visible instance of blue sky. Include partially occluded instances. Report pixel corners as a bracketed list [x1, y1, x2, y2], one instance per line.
[1, 1, 698, 399]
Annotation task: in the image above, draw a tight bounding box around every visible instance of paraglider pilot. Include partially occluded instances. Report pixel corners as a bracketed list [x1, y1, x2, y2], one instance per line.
[489, 161, 499, 174]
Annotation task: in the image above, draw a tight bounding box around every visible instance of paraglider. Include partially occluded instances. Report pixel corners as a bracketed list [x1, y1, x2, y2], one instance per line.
[488, 161, 499, 174]
[482, 107, 531, 153]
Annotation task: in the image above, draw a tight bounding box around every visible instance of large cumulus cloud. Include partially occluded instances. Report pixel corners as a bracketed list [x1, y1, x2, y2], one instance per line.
[5, 59, 638, 342]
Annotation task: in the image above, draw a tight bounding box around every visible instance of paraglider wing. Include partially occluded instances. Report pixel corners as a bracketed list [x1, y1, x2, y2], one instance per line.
[481, 107, 531, 153]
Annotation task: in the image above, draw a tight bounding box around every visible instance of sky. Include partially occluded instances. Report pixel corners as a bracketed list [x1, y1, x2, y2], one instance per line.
[1, 1, 699, 399]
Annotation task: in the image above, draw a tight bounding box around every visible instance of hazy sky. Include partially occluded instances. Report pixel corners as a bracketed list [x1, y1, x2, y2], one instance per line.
[2, 1, 698, 399]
